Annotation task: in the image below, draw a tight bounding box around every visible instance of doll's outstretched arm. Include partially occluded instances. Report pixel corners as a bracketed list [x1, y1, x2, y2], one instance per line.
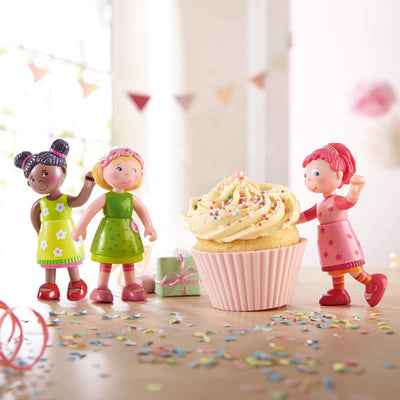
[335, 175, 366, 210]
[67, 172, 96, 208]
[131, 194, 157, 242]
[71, 194, 105, 241]
[296, 204, 317, 225]
[30, 200, 41, 235]
[347, 175, 366, 203]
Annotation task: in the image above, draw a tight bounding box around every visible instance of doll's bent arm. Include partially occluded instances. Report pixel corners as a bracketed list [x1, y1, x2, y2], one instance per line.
[296, 204, 317, 225]
[71, 194, 105, 241]
[131, 194, 157, 241]
[67, 172, 96, 208]
[30, 200, 41, 235]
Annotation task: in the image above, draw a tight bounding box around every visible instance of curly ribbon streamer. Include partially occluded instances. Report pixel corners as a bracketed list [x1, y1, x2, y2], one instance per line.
[157, 250, 200, 296]
[0, 301, 49, 370]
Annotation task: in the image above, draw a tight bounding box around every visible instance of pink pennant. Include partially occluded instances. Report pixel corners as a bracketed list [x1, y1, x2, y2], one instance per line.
[127, 93, 151, 111]
[174, 93, 195, 111]
[28, 62, 50, 83]
[250, 71, 267, 89]
[78, 78, 100, 98]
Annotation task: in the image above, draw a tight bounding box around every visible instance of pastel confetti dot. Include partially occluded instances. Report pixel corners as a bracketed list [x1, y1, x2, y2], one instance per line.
[322, 376, 335, 390]
[268, 373, 284, 383]
[223, 336, 237, 342]
[271, 392, 287, 400]
[146, 384, 163, 392]
[382, 363, 396, 369]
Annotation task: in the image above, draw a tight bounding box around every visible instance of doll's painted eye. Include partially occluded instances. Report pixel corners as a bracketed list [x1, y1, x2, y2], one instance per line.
[132, 168, 137, 173]
[42, 171, 48, 177]
[116, 167, 122, 172]
[313, 171, 320, 176]
[304, 173, 306, 178]
[30, 177, 35, 182]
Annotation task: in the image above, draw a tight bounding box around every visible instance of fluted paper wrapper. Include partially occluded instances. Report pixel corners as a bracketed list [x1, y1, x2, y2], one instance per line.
[192, 239, 307, 311]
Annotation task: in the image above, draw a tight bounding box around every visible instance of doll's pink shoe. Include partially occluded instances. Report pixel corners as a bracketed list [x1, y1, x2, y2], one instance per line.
[364, 274, 387, 307]
[89, 286, 113, 303]
[38, 283, 60, 301]
[319, 288, 351, 306]
[67, 279, 88, 301]
[121, 283, 147, 301]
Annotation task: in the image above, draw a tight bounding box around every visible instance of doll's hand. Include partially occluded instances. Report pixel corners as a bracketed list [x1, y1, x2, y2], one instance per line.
[71, 227, 86, 241]
[145, 227, 158, 242]
[347, 175, 366, 203]
[85, 171, 95, 186]
[350, 175, 366, 187]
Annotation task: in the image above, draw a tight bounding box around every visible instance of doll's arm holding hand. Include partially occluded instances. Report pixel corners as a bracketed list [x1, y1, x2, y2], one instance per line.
[335, 175, 366, 210]
[296, 204, 317, 225]
[347, 175, 366, 203]
[30, 200, 41, 235]
[131, 194, 158, 242]
[68, 172, 96, 208]
[71, 194, 105, 241]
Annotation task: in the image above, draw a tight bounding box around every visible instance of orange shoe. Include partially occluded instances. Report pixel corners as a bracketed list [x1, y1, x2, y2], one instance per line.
[38, 283, 60, 301]
[319, 288, 351, 306]
[67, 279, 88, 301]
[365, 274, 387, 307]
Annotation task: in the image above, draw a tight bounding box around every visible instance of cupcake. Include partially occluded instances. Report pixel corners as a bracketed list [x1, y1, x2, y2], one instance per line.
[184, 171, 307, 311]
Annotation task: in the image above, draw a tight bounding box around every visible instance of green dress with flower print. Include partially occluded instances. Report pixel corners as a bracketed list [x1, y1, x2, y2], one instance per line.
[37, 194, 84, 267]
[90, 191, 144, 264]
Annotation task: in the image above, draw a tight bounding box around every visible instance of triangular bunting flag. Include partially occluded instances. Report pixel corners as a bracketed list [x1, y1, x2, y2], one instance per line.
[214, 85, 234, 104]
[28, 62, 50, 83]
[250, 71, 267, 89]
[78, 78, 100, 98]
[174, 93, 195, 111]
[127, 93, 151, 111]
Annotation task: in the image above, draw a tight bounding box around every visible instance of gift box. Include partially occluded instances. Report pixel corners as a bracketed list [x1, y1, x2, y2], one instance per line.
[155, 252, 201, 297]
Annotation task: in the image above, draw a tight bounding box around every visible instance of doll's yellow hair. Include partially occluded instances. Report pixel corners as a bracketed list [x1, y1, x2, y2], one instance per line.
[92, 155, 143, 192]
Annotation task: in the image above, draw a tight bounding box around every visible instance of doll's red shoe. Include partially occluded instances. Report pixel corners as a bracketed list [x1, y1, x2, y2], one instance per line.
[364, 274, 387, 307]
[89, 286, 113, 303]
[319, 288, 351, 306]
[67, 279, 88, 301]
[37, 283, 60, 301]
[121, 283, 147, 301]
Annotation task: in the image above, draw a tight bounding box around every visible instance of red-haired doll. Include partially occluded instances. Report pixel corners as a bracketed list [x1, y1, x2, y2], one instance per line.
[297, 143, 387, 306]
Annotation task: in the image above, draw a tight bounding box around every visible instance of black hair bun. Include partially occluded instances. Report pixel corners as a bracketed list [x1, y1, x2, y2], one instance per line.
[14, 151, 32, 169]
[51, 139, 69, 157]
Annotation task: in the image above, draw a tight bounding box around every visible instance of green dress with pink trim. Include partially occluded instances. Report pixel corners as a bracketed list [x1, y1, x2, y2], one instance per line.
[37, 194, 84, 268]
[90, 191, 144, 264]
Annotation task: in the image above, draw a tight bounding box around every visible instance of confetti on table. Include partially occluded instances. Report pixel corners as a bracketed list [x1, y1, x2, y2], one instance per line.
[146, 383, 163, 392]
[239, 384, 265, 393]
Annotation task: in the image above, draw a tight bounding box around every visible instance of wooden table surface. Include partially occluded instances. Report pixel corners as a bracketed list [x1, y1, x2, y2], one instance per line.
[1, 267, 399, 400]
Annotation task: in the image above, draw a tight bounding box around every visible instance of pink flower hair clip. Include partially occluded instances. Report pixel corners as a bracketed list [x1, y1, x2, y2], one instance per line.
[99, 147, 144, 170]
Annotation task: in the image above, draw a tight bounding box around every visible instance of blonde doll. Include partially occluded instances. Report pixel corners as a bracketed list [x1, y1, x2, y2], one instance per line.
[72, 147, 157, 303]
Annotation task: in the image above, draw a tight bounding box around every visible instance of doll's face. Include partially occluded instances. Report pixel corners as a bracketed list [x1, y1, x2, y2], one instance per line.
[27, 164, 66, 194]
[304, 159, 343, 196]
[102, 158, 142, 190]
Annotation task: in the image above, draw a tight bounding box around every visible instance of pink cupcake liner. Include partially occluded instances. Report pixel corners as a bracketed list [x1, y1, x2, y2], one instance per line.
[192, 238, 307, 311]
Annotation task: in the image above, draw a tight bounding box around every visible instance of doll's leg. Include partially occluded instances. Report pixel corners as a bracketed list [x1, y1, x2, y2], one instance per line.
[89, 263, 113, 303]
[37, 269, 60, 301]
[66, 266, 88, 301]
[319, 272, 351, 306]
[121, 263, 147, 301]
[349, 267, 387, 307]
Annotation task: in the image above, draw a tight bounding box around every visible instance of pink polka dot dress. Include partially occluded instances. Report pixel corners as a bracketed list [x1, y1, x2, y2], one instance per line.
[304, 195, 365, 272]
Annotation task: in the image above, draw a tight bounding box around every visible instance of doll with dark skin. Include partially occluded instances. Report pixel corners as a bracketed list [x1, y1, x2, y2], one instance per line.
[14, 139, 96, 301]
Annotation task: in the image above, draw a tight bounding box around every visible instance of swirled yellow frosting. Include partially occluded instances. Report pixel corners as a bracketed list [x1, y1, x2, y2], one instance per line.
[184, 171, 300, 243]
